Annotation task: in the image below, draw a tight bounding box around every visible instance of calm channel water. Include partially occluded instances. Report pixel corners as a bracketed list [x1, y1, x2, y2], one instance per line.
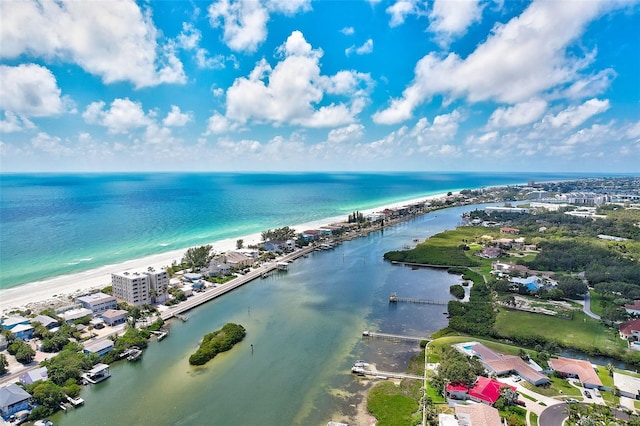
[55, 205, 479, 425]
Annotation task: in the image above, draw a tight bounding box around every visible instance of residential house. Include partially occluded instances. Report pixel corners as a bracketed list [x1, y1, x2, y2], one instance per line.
[101, 309, 128, 326]
[613, 372, 640, 400]
[1, 316, 29, 331]
[624, 301, 640, 316]
[19, 367, 48, 386]
[206, 262, 231, 277]
[619, 319, 640, 341]
[478, 247, 502, 259]
[224, 252, 254, 269]
[455, 403, 502, 426]
[455, 342, 549, 386]
[10, 324, 34, 340]
[0, 383, 31, 418]
[61, 308, 93, 323]
[77, 292, 117, 314]
[264, 240, 286, 251]
[548, 357, 603, 389]
[30, 315, 59, 330]
[446, 376, 516, 405]
[83, 339, 114, 357]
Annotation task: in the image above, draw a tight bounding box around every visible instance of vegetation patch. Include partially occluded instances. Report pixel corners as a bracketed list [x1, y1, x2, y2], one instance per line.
[449, 284, 465, 299]
[367, 381, 422, 426]
[189, 323, 246, 366]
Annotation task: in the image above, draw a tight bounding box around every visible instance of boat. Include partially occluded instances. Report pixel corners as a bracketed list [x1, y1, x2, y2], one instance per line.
[127, 347, 143, 361]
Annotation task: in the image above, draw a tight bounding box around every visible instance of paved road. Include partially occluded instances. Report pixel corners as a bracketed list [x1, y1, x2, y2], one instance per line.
[539, 402, 570, 426]
[583, 292, 601, 320]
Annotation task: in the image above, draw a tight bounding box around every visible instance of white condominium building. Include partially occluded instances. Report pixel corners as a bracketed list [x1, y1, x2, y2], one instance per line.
[111, 269, 170, 306]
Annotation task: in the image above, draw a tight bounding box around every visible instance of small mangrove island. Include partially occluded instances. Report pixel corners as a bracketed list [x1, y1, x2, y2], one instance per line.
[189, 323, 247, 366]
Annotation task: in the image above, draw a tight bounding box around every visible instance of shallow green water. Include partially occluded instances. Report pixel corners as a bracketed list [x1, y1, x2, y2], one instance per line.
[55, 206, 476, 425]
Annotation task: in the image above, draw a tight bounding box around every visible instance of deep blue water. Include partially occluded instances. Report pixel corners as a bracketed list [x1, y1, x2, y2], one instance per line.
[0, 172, 596, 288]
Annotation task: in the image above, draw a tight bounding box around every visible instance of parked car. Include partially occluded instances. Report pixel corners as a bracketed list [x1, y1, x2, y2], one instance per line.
[512, 375, 522, 382]
[566, 398, 579, 404]
[594, 389, 601, 397]
[584, 390, 592, 398]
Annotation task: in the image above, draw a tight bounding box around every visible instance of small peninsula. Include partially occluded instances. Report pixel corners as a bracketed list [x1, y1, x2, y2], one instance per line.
[189, 323, 246, 366]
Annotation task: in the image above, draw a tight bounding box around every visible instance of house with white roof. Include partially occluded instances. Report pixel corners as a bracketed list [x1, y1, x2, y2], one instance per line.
[77, 292, 117, 314]
[613, 372, 640, 400]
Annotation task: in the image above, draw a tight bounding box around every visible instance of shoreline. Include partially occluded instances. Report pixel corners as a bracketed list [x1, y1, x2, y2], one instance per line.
[0, 191, 454, 313]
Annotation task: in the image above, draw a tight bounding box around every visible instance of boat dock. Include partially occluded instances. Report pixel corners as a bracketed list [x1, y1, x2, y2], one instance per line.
[362, 330, 430, 343]
[389, 293, 448, 305]
[66, 395, 84, 407]
[351, 364, 423, 381]
[150, 330, 168, 340]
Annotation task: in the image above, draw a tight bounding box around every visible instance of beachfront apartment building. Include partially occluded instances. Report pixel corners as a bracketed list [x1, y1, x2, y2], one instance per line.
[111, 269, 169, 306]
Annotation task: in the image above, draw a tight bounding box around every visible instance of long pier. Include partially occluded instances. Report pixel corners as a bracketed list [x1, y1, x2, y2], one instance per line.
[389, 293, 448, 305]
[362, 330, 430, 343]
[352, 366, 423, 381]
[161, 245, 316, 321]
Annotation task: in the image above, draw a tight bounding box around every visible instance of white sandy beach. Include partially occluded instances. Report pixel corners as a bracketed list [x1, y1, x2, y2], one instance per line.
[0, 192, 452, 313]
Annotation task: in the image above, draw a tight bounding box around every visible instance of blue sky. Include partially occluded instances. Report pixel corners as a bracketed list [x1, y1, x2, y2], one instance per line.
[1, 0, 639, 173]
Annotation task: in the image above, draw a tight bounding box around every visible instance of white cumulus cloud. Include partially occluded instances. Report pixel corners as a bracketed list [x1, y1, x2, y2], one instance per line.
[487, 98, 548, 129]
[83, 98, 153, 134]
[0, 64, 71, 117]
[373, 0, 625, 125]
[0, 0, 185, 88]
[346, 39, 374, 56]
[545, 98, 610, 130]
[223, 30, 372, 128]
[428, 0, 483, 45]
[163, 106, 193, 127]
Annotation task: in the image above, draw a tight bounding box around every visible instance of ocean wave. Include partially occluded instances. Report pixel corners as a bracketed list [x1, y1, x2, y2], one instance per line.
[159, 243, 170, 247]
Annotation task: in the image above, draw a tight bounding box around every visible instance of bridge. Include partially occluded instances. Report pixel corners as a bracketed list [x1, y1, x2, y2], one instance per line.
[362, 330, 430, 343]
[389, 293, 448, 305]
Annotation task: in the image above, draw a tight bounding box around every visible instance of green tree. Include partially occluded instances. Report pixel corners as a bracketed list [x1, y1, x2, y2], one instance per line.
[0, 354, 8, 375]
[236, 239, 244, 249]
[182, 245, 213, 270]
[31, 381, 66, 410]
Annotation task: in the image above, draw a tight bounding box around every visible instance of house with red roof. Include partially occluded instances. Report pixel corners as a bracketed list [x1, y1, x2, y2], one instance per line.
[446, 376, 516, 406]
[624, 301, 640, 316]
[619, 319, 640, 341]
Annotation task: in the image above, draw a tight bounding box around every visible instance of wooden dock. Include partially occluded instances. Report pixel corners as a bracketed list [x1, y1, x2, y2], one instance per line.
[351, 366, 423, 381]
[389, 293, 448, 305]
[362, 330, 430, 343]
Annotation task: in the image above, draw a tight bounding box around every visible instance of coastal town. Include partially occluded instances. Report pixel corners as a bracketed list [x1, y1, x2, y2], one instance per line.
[1, 176, 640, 425]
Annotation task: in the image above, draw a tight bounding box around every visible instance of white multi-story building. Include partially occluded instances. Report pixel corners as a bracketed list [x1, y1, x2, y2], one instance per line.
[146, 268, 169, 304]
[111, 269, 169, 306]
[77, 292, 117, 314]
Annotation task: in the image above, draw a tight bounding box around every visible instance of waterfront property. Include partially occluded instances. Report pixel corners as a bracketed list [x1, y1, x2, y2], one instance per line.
[0, 383, 31, 419]
[111, 268, 169, 306]
[454, 342, 549, 386]
[619, 318, 640, 342]
[613, 372, 640, 400]
[83, 340, 115, 357]
[10, 323, 34, 340]
[82, 364, 111, 384]
[548, 357, 603, 389]
[77, 292, 117, 314]
[0, 315, 29, 330]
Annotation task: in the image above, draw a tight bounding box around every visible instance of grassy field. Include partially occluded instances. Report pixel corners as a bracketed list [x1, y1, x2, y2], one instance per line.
[521, 376, 582, 397]
[367, 381, 422, 426]
[589, 290, 606, 317]
[494, 308, 627, 354]
[429, 335, 537, 359]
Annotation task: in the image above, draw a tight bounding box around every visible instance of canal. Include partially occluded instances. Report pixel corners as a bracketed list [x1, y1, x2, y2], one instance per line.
[55, 205, 478, 425]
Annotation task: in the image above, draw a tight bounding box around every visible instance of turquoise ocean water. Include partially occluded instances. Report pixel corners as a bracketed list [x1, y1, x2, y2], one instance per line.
[0, 172, 594, 289]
